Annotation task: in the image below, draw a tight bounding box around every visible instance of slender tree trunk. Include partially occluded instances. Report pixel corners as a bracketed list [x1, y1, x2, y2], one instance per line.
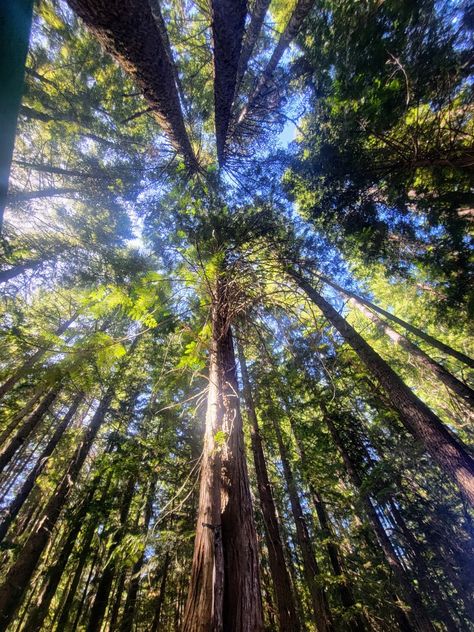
[85, 475, 135, 632]
[66, 0, 199, 170]
[234, 0, 272, 95]
[0, 388, 114, 630]
[325, 416, 436, 632]
[148, 553, 171, 632]
[182, 278, 263, 631]
[271, 411, 334, 632]
[0, 313, 76, 400]
[290, 270, 474, 506]
[0, 0, 34, 231]
[119, 476, 157, 632]
[108, 568, 127, 630]
[0, 385, 61, 474]
[348, 298, 474, 409]
[237, 341, 300, 632]
[0, 393, 83, 542]
[314, 272, 474, 369]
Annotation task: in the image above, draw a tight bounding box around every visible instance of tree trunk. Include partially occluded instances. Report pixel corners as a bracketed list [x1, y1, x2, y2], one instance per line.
[0, 314, 76, 400]
[109, 569, 127, 630]
[348, 298, 474, 409]
[315, 272, 474, 369]
[66, 0, 198, 171]
[0, 393, 83, 543]
[182, 278, 263, 631]
[234, 0, 272, 96]
[325, 416, 436, 632]
[85, 475, 135, 632]
[271, 411, 334, 632]
[0, 388, 114, 631]
[148, 553, 171, 632]
[290, 270, 474, 506]
[0, 385, 61, 475]
[119, 476, 157, 632]
[211, 0, 248, 164]
[237, 341, 300, 632]
[0, 0, 34, 231]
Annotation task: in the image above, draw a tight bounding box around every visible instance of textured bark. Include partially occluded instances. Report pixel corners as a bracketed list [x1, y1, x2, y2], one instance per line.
[182, 279, 263, 631]
[349, 298, 474, 410]
[149, 554, 171, 632]
[66, 0, 198, 170]
[231, 0, 315, 141]
[326, 416, 436, 632]
[316, 273, 474, 369]
[0, 389, 114, 631]
[271, 413, 334, 632]
[0, 393, 83, 543]
[291, 270, 474, 506]
[234, 0, 272, 96]
[119, 476, 157, 632]
[237, 342, 299, 632]
[0, 313, 76, 399]
[211, 0, 248, 164]
[0, 0, 34, 230]
[0, 385, 61, 475]
[86, 476, 135, 632]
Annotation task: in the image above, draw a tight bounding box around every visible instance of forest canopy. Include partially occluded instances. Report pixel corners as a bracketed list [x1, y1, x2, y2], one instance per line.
[0, 0, 473, 631]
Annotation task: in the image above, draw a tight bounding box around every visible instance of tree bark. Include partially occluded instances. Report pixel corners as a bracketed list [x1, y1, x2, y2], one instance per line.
[66, 0, 199, 171]
[326, 416, 436, 632]
[234, 0, 272, 96]
[348, 298, 474, 410]
[0, 393, 83, 543]
[237, 341, 300, 632]
[148, 553, 171, 632]
[0, 388, 114, 631]
[182, 278, 263, 631]
[211, 0, 248, 164]
[271, 411, 334, 632]
[315, 272, 474, 369]
[0, 385, 61, 475]
[290, 269, 474, 506]
[0, 0, 34, 231]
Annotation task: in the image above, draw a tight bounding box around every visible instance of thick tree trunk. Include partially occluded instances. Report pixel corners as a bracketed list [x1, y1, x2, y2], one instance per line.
[290, 270, 474, 506]
[211, 0, 247, 164]
[0, 0, 34, 231]
[66, 0, 199, 171]
[315, 272, 474, 369]
[325, 416, 436, 632]
[0, 385, 61, 474]
[182, 279, 263, 631]
[0, 393, 83, 542]
[85, 476, 135, 632]
[119, 476, 157, 632]
[237, 341, 300, 632]
[348, 298, 474, 409]
[0, 389, 114, 631]
[271, 412, 334, 632]
[0, 313, 76, 399]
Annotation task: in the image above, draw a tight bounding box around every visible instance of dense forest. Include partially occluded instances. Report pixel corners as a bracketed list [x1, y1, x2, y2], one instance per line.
[0, 0, 473, 630]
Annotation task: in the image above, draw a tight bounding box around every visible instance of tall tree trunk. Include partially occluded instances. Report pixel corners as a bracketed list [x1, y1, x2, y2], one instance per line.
[66, 0, 199, 171]
[0, 313, 76, 400]
[182, 278, 263, 631]
[0, 393, 83, 542]
[314, 272, 474, 369]
[211, 0, 248, 164]
[0, 0, 34, 231]
[347, 297, 474, 409]
[271, 411, 334, 632]
[148, 553, 171, 632]
[234, 0, 272, 96]
[237, 341, 300, 632]
[0, 385, 61, 474]
[0, 388, 115, 630]
[85, 475, 136, 632]
[119, 476, 157, 632]
[290, 270, 474, 506]
[325, 416, 436, 632]
[109, 569, 127, 630]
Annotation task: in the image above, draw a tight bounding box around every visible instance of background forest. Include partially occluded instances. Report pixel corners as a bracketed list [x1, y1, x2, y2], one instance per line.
[0, 0, 473, 631]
